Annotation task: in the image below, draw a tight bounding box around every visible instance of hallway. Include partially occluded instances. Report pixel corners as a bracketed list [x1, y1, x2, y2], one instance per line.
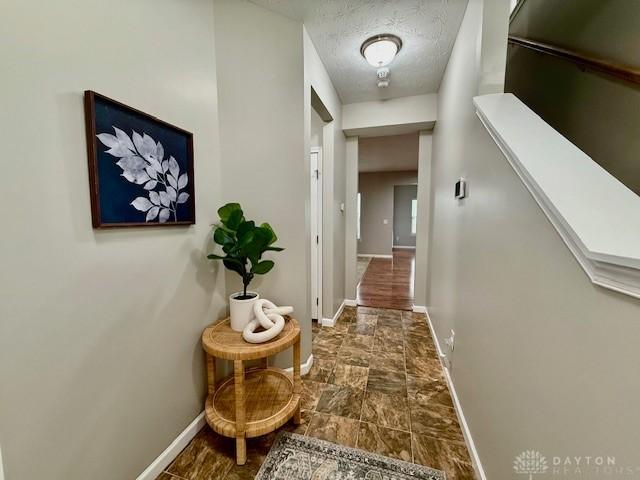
[357, 249, 416, 310]
[154, 307, 473, 480]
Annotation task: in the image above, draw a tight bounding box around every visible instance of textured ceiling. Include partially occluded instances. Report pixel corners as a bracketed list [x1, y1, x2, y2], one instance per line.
[249, 0, 468, 103]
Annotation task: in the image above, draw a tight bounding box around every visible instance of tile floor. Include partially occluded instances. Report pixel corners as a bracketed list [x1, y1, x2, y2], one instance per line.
[155, 306, 474, 480]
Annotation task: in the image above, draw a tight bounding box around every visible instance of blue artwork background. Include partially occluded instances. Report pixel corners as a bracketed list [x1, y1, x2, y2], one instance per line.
[94, 97, 193, 224]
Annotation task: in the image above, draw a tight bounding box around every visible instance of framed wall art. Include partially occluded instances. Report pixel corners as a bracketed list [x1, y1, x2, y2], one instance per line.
[84, 90, 195, 228]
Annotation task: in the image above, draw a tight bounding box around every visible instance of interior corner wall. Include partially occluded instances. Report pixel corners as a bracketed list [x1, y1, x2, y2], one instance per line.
[358, 171, 418, 257]
[213, 0, 309, 363]
[0, 1, 225, 479]
[430, 0, 640, 477]
[344, 137, 359, 300]
[303, 27, 346, 319]
[413, 131, 433, 308]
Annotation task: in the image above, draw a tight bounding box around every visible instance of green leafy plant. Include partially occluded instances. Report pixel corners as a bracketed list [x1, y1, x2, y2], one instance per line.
[207, 203, 284, 299]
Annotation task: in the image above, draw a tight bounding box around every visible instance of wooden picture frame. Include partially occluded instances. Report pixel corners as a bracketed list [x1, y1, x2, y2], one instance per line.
[84, 90, 195, 228]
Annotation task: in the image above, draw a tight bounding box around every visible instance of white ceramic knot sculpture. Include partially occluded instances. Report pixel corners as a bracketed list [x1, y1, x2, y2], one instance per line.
[242, 299, 293, 344]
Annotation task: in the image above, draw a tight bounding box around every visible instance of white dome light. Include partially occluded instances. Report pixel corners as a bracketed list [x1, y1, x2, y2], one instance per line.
[361, 34, 402, 68]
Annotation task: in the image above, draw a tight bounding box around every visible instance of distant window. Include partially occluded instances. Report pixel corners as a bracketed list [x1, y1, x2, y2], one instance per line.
[411, 198, 418, 235]
[357, 193, 362, 240]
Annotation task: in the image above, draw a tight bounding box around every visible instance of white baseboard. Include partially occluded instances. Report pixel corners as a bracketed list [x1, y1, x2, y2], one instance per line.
[284, 354, 314, 376]
[137, 353, 315, 480]
[136, 411, 206, 480]
[392, 245, 416, 250]
[322, 299, 346, 327]
[412, 305, 427, 313]
[344, 299, 357, 307]
[424, 308, 487, 480]
[357, 253, 393, 259]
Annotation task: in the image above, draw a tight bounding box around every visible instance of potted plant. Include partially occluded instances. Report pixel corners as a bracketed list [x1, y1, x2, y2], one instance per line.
[208, 203, 284, 332]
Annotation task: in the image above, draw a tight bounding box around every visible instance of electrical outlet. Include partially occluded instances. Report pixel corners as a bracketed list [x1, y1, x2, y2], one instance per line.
[444, 329, 455, 352]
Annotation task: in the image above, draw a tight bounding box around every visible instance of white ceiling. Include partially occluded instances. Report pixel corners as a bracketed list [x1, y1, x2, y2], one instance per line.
[359, 133, 419, 172]
[249, 0, 468, 103]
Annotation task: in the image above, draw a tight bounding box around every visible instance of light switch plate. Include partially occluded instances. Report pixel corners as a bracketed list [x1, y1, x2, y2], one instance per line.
[383, 219, 388, 224]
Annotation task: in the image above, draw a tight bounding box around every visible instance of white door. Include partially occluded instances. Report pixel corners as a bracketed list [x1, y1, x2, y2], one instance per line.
[310, 148, 322, 321]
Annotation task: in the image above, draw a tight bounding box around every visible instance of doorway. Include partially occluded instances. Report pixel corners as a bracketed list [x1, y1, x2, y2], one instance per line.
[310, 147, 323, 321]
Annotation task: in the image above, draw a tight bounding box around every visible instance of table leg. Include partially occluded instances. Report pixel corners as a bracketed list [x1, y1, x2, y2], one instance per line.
[293, 338, 301, 425]
[233, 359, 246, 465]
[206, 354, 216, 395]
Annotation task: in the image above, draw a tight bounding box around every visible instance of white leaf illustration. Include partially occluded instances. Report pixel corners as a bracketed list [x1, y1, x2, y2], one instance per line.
[177, 192, 190, 204]
[148, 156, 163, 173]
[113, 127, 135, 151]
[96, 132, 133, 158]
[146, 206, 159, 221]
[132, 131, 157, 160]
[116, 155, 148, 184]
[143, 180, 158, 190]
[167, 174, 178, 189]
[162, 160, 169, 173]
[159, 191, 171, 207]
[149, 191, 160, 205]
[156, 142, 164, 162]
[131, 197, 153, 212]
[168, 156, 179, 179]
[159, 208, 171, 223]
[145, 166, 158, 180]
[178, 173, 188, 189]
[167, 186, 177, 202]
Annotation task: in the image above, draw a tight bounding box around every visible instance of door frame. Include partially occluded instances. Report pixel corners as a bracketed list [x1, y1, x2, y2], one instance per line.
[310, 147, 323, 322]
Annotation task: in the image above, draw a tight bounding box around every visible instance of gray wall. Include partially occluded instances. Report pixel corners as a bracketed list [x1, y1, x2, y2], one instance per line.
[358, 171, 418, 256]
[344, 137, 359, 300]
[0, 1, 226, 478]
[429, 0, 640, 478]
[413, 131, 433, 308]
[507, 0, 640, 195]
[393, 185, 418, 247]
[214, 0, 310, 361]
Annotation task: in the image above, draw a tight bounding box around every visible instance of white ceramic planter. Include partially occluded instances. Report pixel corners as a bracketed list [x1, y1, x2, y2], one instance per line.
[229, 292, 259, 332]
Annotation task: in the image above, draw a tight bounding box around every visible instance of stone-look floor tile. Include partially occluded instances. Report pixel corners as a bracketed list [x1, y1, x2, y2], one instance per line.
[304, 357, 335, 383]
[404, 323, 433, 339]
[368, 351, 405, 372]
[355, 313, 378, 326]
[404, 336, 438, 360]
[374, 325, 403, 343]
[401, 311, 427, 323]
[312, 335, 343, 358]
[366, 368, 407, 396]
[373, 337, 405, 354]
[337, 345, 371, 367]
[333, 321, 350, 333]
[412, 433, 475, 480]
[222, 432, 278, 480]
[316, 384, 364, 419]
[306, 412, 359, 448]
[357, 422, 412, 463]
[315, 328, 346, 342]
[338, 308, 357, 323]
[409, 398, 465, 443]
[357, 306, 383, 315]
[405, 355, 443, 378]
[361, 390, 410, 431]
[407, 375, 454, 408]
[328, 361, 369, 390]
[341, 333, 374, 351]
[347, 323, 376, 336]
[377, 316, 404, 328]
[167, 428, 234, 480]
[300, 380, 327, 411]
[155, 473, 184, 480]
[281, 409, 313, 436]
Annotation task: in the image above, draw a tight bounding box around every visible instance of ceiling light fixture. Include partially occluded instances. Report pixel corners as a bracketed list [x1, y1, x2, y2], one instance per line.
[360, 34, 403, 68]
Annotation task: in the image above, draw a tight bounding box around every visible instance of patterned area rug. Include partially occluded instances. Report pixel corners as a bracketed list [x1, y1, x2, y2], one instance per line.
[256, 432, 446, 480]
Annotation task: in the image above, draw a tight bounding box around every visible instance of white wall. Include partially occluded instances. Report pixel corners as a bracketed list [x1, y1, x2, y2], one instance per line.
[414, 131, 433, 308]
[358, 171, 418, 256]
[303, 28, 347, 319]
[358, 133, 419, 173]
[429, 0, 640, 477]
[310, 108, 324, 148]
[214, 0, 309, 361]
[342, 94, 437, 137]
[344, 137, 359, 301]
[0, 1, 225, 478]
